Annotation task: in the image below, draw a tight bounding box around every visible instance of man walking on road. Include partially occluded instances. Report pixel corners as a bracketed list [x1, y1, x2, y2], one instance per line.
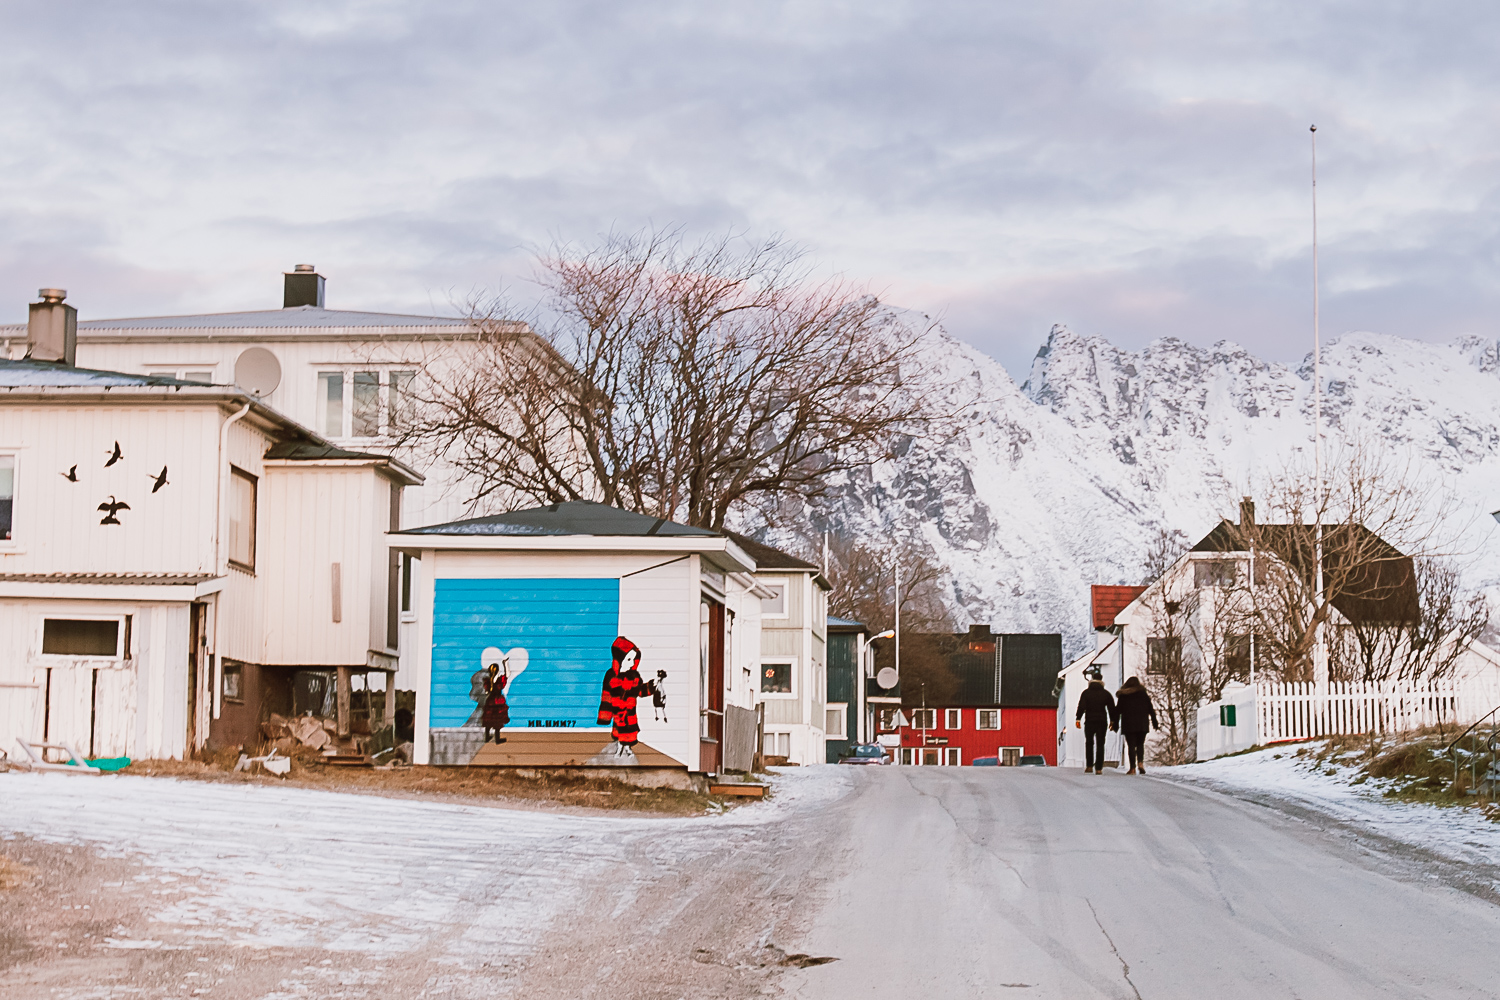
[1075, 667, 1116, 774]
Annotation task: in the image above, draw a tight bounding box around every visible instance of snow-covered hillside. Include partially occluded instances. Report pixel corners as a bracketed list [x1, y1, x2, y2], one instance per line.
[810, 325, 1500, 656]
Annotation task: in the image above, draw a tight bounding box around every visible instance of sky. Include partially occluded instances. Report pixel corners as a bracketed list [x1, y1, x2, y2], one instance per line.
[2, 1, 1498, 376]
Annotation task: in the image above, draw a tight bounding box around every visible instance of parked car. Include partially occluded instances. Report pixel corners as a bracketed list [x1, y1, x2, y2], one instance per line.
[1019, 755, 1047, 766]
[839, 744, 891, 765]
[973, 756, 998, 766]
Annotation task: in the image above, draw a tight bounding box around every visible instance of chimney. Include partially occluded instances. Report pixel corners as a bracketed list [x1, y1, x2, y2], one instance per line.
[27, 288, 77, 365]
[283, 264, 325, 309]
[1240, 497, 1256, 528]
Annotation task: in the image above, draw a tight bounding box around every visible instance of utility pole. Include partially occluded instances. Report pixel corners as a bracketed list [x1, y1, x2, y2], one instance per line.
[1311, 124, 1329, 698]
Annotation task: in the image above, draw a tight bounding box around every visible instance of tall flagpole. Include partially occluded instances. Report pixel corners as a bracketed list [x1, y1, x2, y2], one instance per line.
[1311, 124, 1328, 696]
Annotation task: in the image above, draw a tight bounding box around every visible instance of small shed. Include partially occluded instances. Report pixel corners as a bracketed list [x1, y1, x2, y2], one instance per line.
[390, 502, 755, 781]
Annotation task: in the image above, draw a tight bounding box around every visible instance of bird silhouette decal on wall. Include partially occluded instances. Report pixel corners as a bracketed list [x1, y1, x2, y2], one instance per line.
[98, 496, 130, 525]
[104, 441, 123, 467]
[61, 465, 78, 482]
[150, 466, 169, 493]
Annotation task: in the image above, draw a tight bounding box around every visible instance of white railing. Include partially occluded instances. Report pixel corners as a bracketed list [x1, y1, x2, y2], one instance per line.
[1257, 678, 1500, 742]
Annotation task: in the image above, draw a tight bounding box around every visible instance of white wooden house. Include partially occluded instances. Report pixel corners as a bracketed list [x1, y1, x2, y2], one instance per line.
[723, 532, 831, 766]
[0, 265, 541, 690]
[1111, 500, 1500, 759]
[0, 293, 417, 762]
[390, 501, 760, 779]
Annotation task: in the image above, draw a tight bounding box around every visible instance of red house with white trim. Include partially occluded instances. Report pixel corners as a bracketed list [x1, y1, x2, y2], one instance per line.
[896, 626, 1061, 766]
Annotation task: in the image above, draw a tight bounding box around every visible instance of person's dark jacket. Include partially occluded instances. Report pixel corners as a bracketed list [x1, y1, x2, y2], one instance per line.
[1115, 680, 1159, 734]
[1075, 681, 1117, 729]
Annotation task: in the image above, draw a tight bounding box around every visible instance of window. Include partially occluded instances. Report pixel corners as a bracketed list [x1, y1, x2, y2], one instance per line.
[825, 704, 847, 739]
[762, 661, 792, 694]
[351, 371, 380, 437]
[1147, 636, 1182, 676]
[878, 708, 904, 732]
[900, 747, 914, 765]
[922, 748, 940, 765]
[1194, 559, 1238, 588]
[911, 708, 936, 730]
[388, 371, 416, 431]
[765, 732, 791, 758]
[945, 747, 961, 766]
[1000, 747, 1022, 767]
[228, 467, 257, 570]
[945, 708, 962, 730]
[146, 367, 215, 383]
[1225, 634, 1266, 682]
[400, 553, 414, 613]
[977, 709, 1000, 730]
[42, 618, 121, 657]
[222, 662, 244, 702]
[760, 581, 787, 617]
[0, 455, 13, 540]
[317, 369, 421, 439]
[318, 371, 344, 437]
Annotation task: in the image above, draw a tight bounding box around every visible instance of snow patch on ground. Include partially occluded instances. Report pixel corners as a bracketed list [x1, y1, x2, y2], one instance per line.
[0, 767, 852, 963]
[1162, 746, 1500, 869]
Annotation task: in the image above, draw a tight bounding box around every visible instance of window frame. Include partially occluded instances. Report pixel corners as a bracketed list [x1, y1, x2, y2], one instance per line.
[824, 703, 847, 739]
[1194, 558, 1238, 589]
[945, 747, 961, 766]
[759, 656, 797, 698]
[976, 709, 1001, 730]
[221, 660, 245, 703]
[227, 466, 258, 573]
[314, 366, 422, 441]
[145, 365, 216, 384]
[38, 614, 127, 660]
[759, 577, 789, 619]
[1147, 635, 1183, 676]
[944, 708, 962, 730]
[0, 450, 16, 545]
[910, 708, 937, 731]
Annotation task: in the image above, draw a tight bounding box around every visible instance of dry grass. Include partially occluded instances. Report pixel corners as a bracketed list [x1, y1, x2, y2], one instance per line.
[1291, 727, 1500, 818]
[124, 752, 729, 816]
[0, 854, 37, 890]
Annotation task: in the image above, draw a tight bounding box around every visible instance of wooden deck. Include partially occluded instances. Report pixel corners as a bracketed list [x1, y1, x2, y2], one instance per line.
[468, 731, 684, 767]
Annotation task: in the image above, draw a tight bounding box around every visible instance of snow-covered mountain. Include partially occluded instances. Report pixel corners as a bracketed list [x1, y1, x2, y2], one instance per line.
[812, 325, 1500, 656]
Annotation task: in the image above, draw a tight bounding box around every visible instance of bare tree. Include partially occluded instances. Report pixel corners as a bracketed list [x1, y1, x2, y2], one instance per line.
[400, 227, 932, 528]
[1188, 443, 1482, 688]
[1138, 588, 1200, 765]
[1141, 525, 1190, 585]
[1329, 558, 1488, 685]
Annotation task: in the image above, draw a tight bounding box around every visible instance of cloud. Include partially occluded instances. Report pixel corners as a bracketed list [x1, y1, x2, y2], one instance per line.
[1, 1, 1498, 375]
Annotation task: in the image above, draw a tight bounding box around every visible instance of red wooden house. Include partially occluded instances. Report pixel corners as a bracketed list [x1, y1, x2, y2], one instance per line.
[896, 625, 1062, 766]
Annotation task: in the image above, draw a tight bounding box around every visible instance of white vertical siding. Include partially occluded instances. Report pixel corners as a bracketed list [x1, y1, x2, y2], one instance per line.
[260, 464, 385, 666]
[0, 404, 221, 576]
[0, 598, 191, 763]
[619, 556, 695, 768]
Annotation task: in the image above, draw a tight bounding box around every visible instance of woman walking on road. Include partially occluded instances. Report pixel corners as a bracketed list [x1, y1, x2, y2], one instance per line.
[1115, 675, 1159, 774]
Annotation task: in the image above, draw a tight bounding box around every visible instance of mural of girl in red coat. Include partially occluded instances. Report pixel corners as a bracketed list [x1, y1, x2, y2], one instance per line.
[597, 636, 664, 755]
[468, 646, 528, 744]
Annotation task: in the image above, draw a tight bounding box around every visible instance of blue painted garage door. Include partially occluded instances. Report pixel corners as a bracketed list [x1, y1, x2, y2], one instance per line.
[432, 578, 620, 729]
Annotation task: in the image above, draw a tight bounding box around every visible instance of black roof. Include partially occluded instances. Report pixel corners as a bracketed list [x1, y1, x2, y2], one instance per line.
[398, 500, 717, 537]
[1192, 520, 1418, 625]
[902, 627, 1061, 709]
[720, 530, 819, 570]
[264, 441, 393, 461]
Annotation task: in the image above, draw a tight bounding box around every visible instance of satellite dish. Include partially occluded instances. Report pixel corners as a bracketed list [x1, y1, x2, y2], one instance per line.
[234, 347, 281, 397]
[876, 667, 898, 690]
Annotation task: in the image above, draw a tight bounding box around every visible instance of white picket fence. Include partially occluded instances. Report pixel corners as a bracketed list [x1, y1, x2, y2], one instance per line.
[1257, 678, 1500, 742]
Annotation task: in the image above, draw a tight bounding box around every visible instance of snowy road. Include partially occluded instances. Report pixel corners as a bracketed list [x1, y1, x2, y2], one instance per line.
[6, 765, 1500, 998]
[782, 765, 1500, 999]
